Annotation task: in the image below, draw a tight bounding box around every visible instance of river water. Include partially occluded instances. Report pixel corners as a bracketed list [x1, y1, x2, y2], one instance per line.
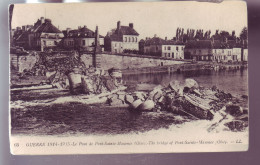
[11, 68, 249, 137]
[123, 68, 248, 97]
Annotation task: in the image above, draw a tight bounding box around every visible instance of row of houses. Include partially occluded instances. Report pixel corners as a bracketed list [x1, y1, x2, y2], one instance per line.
[185, 39, 248, 62]
[11, 17, 248, 62]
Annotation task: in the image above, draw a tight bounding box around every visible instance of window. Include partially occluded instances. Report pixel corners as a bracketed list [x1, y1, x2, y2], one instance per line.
[172, 52, 174, 58]
[215, 50, 217, 53]
[115, 43, 117, 47]
[136, 37, 137, 42]
[168, 53, 170, 57]
[129, 37, 131, 42]
[164, 53, 167, 57]
[82, 40, 85, 46]
[182, 47, 184, 51]
[176, 47, 179, 51]
[199, 49, 202, 53]
[132, 37, 134, 42]
[125, 37, 127, 42]
[168, 46, 171, 50]
[164, 46, 166, 50]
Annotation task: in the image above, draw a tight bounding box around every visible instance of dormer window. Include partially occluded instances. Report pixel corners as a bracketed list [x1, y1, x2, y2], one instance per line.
[125, 37, 127, 42]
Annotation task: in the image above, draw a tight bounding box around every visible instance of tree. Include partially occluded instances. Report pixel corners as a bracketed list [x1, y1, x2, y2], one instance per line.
[240, 27, 248, 40]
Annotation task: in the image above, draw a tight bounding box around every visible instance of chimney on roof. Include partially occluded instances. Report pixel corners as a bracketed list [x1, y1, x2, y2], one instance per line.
[40, 17, 44, 24]
[45, 19, 51, 23]
[22, 26, 26, 32]
[83, 25, 87, 28]
[212, 37, 215, 43]
[78, 26, 81, 29]
[66, 28, 71, 34]
[146, 37, 148, 40]
[165, 37, 167, 41]
[224, 37, 228, 43]
[117, 21, 121, 30]
[129, 23, 133, 28]
[154, 34, 157, 38]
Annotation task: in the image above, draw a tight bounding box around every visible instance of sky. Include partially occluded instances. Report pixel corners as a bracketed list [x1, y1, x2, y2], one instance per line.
[11, 1, 247, 39]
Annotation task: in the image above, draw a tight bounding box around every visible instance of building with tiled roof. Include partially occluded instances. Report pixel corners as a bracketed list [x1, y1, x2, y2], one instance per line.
[14, 17, 64, 51]
[62, 25, 104, 51]
[143, 35, 185, 59]
[104, 21, 139, 53]
[184, 39, 245, 62]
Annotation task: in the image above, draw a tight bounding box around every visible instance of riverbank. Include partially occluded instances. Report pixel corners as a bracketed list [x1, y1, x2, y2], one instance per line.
[121, 62, 248, 75]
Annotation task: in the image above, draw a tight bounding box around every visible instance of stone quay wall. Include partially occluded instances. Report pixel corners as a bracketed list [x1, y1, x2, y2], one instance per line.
[80, 53, 190, 71]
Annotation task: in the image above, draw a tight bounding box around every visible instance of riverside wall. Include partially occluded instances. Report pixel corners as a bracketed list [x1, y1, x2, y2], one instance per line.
[80, 53, 190, 70]
[11, 51, 247, 75]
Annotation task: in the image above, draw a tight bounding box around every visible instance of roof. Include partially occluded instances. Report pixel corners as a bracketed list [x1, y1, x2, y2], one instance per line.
[63, 26, 104, 38]
[144, 37, 164, 46]
[163, 40, 185, 46]
[185, 40, 213, 49]
[33, 19, 62, 34]
[185, 39, 243, 49]
[114, 26, 139, 36]
[109, 34, 123, 42]
[144, 37, 184, 46]
[109, 24, 139, 41]
[15, 31, 29, 42]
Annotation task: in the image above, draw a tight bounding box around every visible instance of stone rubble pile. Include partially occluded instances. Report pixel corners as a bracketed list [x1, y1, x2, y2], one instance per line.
[103, 78, 248, 132]
[68, 67, 123, 95]
[17, 52, 248, 132]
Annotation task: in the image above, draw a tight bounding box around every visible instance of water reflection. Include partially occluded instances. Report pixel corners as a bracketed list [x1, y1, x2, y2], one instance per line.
[123, 69, 248, 96]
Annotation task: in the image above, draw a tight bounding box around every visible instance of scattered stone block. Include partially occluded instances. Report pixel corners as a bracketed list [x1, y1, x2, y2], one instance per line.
[125, 95, 134, 104]
[138, 100, 155, 111]
[225, 105, 243, 117]
[184, 78, 199, 89]
[131, 99, 143, 109]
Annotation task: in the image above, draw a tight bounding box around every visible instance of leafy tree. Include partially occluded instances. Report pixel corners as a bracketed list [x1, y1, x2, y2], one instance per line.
[240, 27, 248, 40]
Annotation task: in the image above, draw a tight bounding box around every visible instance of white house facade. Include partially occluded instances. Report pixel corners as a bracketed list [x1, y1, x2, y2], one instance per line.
[108, 21, 139, 53]
[162, 44, 185, 59]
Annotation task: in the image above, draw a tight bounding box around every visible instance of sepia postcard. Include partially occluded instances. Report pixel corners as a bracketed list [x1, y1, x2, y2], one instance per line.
[9, 1, 248, 155]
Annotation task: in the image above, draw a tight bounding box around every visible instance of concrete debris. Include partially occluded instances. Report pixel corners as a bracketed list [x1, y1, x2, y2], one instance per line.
[116, 78, 249, 133]
[225, 105, 243, 117]
[131, 99, 143, 109]
[125, 95, 134, 104]
[138, 100, 155, 111]
[184, 78, 199, 89]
